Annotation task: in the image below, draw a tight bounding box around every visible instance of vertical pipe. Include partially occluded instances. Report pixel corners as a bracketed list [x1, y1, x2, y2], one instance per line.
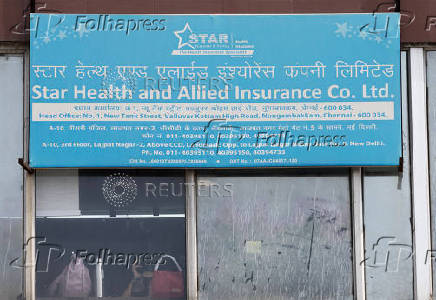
[96, 258, 103, 297]
[409, 48, 433, 300]
[185, 170, 198, 300]
[23, 48, 36, 300]
[352, 167, 366, 300]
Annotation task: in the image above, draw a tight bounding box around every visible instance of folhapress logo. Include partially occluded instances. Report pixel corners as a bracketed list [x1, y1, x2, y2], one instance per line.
[172, 22, 254, 56]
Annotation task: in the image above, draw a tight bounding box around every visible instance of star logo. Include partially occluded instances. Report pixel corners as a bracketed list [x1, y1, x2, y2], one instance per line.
[174, 23, 195, 49]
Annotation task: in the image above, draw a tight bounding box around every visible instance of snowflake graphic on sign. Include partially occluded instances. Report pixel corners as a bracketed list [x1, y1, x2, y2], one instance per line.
[333, 15, 399, 48]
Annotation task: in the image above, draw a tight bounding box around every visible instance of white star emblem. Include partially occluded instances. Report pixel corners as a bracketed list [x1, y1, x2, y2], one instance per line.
[335, 22, 350, 38]
[174, 23, 194, 49]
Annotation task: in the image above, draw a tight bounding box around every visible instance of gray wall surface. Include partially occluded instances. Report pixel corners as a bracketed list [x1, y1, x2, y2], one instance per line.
[36, 169, 79, 217]
[363, 52, 414, 300]
[427, 51, 436, 300]
[0, 55, 23, 299]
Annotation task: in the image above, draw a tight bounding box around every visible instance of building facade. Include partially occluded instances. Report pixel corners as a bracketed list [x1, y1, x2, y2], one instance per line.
[0, 1, 436, 299]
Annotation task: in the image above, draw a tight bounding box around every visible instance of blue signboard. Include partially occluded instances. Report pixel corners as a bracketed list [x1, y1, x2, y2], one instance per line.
[30, 13, 401, 167]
